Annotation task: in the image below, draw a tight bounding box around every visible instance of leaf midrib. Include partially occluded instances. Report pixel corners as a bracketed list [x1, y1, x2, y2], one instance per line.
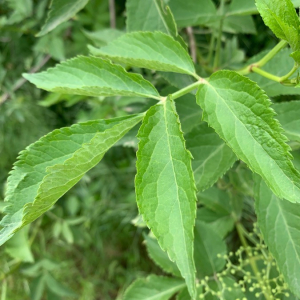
[162, 101, 192, 280]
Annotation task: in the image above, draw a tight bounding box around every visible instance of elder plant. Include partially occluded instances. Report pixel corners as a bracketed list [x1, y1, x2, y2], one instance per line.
[2, 0, 300, 299]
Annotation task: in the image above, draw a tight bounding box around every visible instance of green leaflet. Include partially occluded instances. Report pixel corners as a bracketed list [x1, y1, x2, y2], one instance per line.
[220, 38, 245, 70]
[175, 94, 202, 133]
[23, 56, 160, 100]
[123, 275, 185, 300]
[290, 50, 300, 65]
[89, 32, 196, 77]
[126, 0, 177, 37]
[197, 187, 238, 238]
[222, 15, 257, 34]
[160, 72, 196, 92]
[168, 0, 217, 27]
[5, 0, 32, 24]
[197, 70, 300, 203]
[228, 0, 258, 15]
[37, 0, 89, 37]
[0, 114, 143, 246]
[5, 226, 34, 263]
[144, 235, 181, 277]
[186, 122, 237, 191]
[273, 101, 300, 143]
[194, 221, 227, 278]
[82, 28, 124, 47]
[162, 86, 201, 133]
[255, 0, 300, 50]
[198, 187, 234, 216]
[135, 97, 197, 298]
[176, 287, 203, 300]
[247, 49, 300, 97]
[255, 176, 300, 298]
[197, 208, 234, 239]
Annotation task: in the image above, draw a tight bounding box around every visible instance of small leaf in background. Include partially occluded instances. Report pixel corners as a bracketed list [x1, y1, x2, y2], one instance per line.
[5, 0, 33, 24]
[23, 56, 160, 99]
[197, 70, 300, 203]
[198, 187, 233, 215]
[175, 94, 202, 134]
[61, 222, 74, 244]
[136, 97, 197, 298]
[273, 101, 300, 143]
[144, 235, 181, 277]
[197, 186, 242, 238]
[176, 286, 203, 300]
[222, 15, 257, 34]
[5, 225, 34, 262]
[37, 0, 89, 37]
[82, 28, 124, 47]
[247, 49, 300, 97]
[197, 208, 234, 239]
[160, 72, 196, 92]
[186, 122, 237, 191]
[194, 221, 227, 278]
[126, 0, 177, 37]
[219, 37, 245, 69]
[228, 0, 258, 15]
[0, 114, 143, 245]
[122, 275, 186, 300]
[89, 32, 196, 77]
[255, 176, 300, 298]
[161, 86, 201, 133]
[255, 0, 300, 50]
[30, 275, 46, 300]
[45, 273, 77, 298]
[168, 0, 218, 27]
[290, 50, 300, 65]
[228, 0, 300, 16]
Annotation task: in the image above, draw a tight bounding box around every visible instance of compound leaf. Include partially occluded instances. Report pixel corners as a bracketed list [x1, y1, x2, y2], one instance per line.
[23, 56, 160, 100]
[136, 97, 197, 298]
[255, 0, 300, 50]
[89, 32, 196, 77]
[186, 122, 237, 191]
[37, 0, 89, 37]
[0, 114, 143, 246]
[197, 71, 300, 203]
[255, 176, 300, 297]
[123, 275, 185, 300]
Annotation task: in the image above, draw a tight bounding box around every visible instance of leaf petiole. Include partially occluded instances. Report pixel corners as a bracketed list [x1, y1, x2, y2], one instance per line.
[170, 79, 208, 100]
[237, 40, 288, 76]
[251, 63, 299, 85]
